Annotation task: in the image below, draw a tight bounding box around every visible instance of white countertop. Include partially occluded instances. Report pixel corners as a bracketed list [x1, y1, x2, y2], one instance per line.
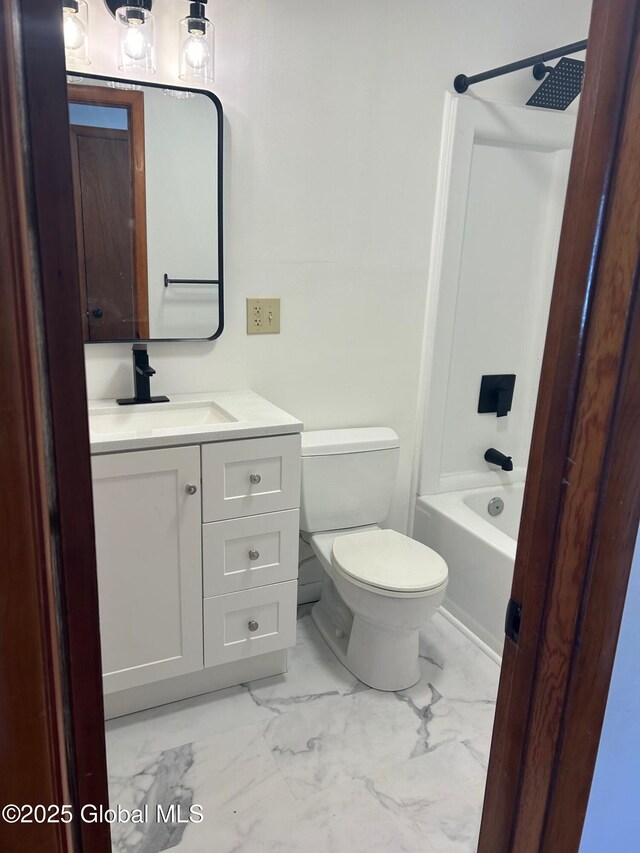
[88, 391, 303, 454]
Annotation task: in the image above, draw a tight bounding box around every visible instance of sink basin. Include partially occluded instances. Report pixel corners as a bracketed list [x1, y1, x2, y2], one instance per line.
[89, 400, 236, 436]
[87, 391, 303, 454]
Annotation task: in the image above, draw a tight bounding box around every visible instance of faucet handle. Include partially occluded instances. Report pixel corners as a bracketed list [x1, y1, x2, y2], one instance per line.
[135, 364, 156, 377]
[496, 387, 510, 418]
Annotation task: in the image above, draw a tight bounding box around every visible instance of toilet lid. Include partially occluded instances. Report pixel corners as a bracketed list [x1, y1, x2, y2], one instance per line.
[331, 529, 448, 594]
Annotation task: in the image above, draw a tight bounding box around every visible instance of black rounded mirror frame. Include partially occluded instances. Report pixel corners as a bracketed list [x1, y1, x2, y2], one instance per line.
[69, 72, 224, 343]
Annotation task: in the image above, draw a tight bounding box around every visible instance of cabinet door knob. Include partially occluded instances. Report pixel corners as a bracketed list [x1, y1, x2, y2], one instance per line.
[185, 483, 198, 495]
[249, 473, 262, 485]
[248, 619, 259, 632]
[248, 549, 260, 561]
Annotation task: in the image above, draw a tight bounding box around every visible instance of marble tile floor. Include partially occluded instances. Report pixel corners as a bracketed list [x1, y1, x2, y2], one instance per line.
[106, 605, 501, 853]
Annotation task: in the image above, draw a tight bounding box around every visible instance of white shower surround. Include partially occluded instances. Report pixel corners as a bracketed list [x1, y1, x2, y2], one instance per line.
[416, 95, 576, 498]
[413, 96, 576, 650]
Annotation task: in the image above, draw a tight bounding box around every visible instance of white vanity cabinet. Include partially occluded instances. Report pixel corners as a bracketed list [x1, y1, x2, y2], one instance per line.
[200, 434, 300, 667]
[92, 445, 203, 694]
[90, 413, 302, 716]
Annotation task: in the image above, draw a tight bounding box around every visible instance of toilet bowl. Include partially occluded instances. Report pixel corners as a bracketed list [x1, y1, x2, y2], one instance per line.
[309, 526, 447, 690]
[300, 428, 448, 691]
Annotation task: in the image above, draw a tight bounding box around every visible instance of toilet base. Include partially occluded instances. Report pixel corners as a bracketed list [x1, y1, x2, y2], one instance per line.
[312, 600, 421, 692]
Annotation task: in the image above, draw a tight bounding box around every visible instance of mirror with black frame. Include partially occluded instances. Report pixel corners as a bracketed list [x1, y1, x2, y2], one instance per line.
[67, 75, 223, 342]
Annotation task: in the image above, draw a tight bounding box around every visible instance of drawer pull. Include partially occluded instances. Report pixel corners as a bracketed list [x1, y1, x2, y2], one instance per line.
[248, 549, 260, 561]
[249, 473, 262, 485]
[185, 483, 198, 496]
[248, 619, 259, 632]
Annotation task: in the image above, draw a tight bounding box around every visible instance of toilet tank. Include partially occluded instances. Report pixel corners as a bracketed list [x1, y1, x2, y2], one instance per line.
[300, 428, 400, 533]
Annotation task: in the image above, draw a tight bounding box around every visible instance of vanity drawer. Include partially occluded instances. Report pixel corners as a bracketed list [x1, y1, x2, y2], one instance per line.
[204, 581, 297, 667]
[203, 509, 299, 596]
[201, 434, 301, 522]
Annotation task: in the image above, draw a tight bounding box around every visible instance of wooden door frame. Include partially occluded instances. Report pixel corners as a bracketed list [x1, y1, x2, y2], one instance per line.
[3, 0, 640, 852]
[68, 85, 150, 339]
[479, 1, 640, 850]
[0, 3, 75, 849]
[1, 0, 110, 851]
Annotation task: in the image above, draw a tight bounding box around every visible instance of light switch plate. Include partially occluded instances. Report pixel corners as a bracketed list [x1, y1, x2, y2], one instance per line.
[247, 298, 281, 335]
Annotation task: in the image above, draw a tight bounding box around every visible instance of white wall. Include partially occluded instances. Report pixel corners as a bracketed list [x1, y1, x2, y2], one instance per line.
[580, 523, 640, 850]
[81, 0, 592, 532]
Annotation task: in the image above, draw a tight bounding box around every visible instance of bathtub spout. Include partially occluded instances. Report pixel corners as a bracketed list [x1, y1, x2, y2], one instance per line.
[485, 448, 513, 471]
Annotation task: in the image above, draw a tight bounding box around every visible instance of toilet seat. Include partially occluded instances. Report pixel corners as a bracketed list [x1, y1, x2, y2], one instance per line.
[331, 528, 448, 594]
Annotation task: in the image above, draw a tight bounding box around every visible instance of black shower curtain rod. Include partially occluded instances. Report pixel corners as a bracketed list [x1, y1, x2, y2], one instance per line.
[454, 39, 588, 93]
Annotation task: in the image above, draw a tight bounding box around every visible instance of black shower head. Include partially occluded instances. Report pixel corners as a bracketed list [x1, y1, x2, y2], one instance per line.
[526, 56, 585, 110]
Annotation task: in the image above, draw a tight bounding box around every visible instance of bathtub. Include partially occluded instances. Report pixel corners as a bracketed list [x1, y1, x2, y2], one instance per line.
[413, 482, 524, 656]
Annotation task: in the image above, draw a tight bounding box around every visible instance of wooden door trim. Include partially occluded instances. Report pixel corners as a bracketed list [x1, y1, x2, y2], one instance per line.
[535, 17, 640, 847]
[69, 84, 149, 338]
[479, 1, 640, 850]
[0, 3, 74, 850]
[17, 1, 111, 850]
[69, 125, 89, 341]
[67, 83, 142, 108]
[543, 229, 640, 851]
[71, 124, 129, 140]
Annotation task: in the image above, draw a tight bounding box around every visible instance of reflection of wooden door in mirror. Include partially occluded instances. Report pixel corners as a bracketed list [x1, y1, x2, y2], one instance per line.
[68, 86, 149, 341]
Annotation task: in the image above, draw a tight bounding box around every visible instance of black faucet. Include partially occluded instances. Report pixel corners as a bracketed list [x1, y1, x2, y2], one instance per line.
[484, 447, 513, 471]
[116, 345, 170, 406]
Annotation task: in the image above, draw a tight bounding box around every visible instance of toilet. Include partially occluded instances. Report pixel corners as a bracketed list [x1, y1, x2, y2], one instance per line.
[300, 428, 448, 691]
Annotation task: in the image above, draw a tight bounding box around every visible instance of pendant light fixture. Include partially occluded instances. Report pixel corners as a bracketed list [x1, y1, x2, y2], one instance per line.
[62, 0, 90, 67]
[114, 0, 156, 74]
[99, 0, 217, 85]
[179, 2, 215, 84]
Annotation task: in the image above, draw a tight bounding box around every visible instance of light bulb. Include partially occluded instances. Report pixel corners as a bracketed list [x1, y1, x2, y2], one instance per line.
[183, 33, 210, 70]
[123, 24, 148, 61]
[63, 10, 85, 50]
[63, 1, 89, 66]
[179, 13, 214, 83]
[117, 6, 155, 72]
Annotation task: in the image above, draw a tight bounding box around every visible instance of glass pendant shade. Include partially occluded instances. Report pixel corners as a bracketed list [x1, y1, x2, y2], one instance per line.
[179, 4, 214, 84]
[63, 0, 90, 67]
[117, 4, 156, 74]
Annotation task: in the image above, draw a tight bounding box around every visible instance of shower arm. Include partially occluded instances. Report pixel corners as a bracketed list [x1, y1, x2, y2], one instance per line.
[454, 39, 587, 94]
